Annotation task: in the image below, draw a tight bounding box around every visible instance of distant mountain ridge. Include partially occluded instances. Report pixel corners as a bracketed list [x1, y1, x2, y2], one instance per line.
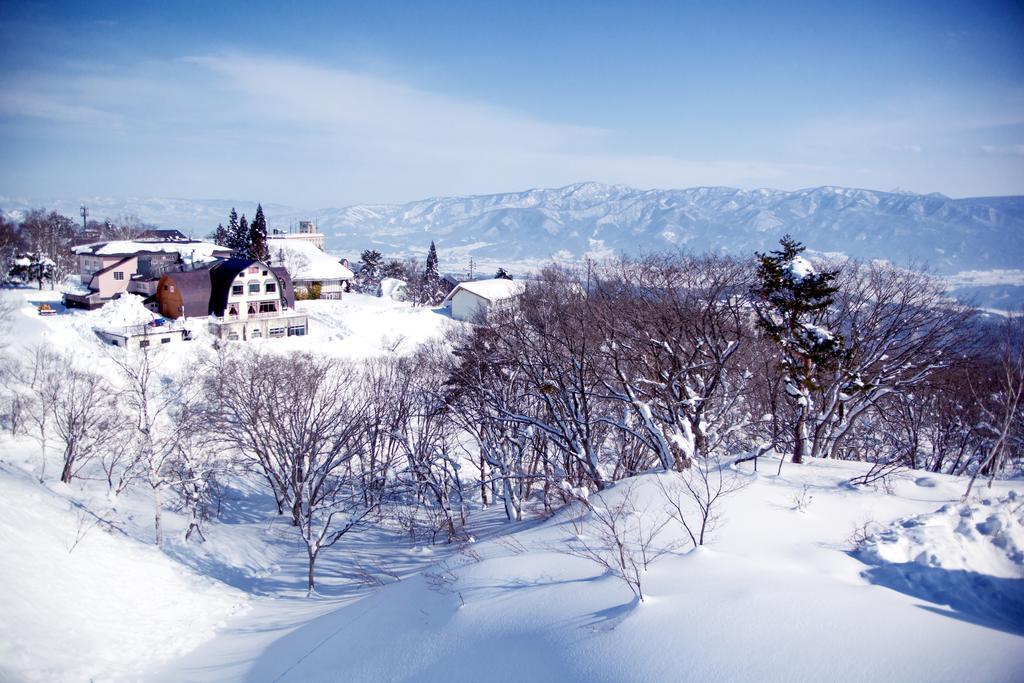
[3, 182, 1023, 275]
[316, 182, 1024, 275]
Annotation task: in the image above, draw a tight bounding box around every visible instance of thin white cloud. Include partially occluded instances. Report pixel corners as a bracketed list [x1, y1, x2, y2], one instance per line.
[980, 144, 1024, 157]
[1, 52, 1018, 203]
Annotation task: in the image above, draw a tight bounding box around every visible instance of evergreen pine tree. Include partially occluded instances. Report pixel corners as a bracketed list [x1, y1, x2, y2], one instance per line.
[225, 208, 241, 251]
[752, 235, 843, 464]
[235, 214, 250, 257]
[248, 204, 269, 262]
[494, 267, 512, 280]
[356, 249, 383, 293]
[381, 259, 405, 280]
[210, 223, 229, 246]
[421, 241, 442, 305]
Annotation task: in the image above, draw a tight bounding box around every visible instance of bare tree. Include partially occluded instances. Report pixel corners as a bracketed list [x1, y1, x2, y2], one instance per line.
[207, 350, 383, 592]
[446, 329, 540, 521]
[388, 345, 468, 541]
[807, 261, 976, 462]
[592, 254, 753, 469]
[563, 479, 674, 603]
[98, 214, 152, 241]
[20, 346, 63, 481]
[111, 347, 198, 545]
[50, 365, 122, 484]
[273, 246, 311, 281]
[965, 315, 1024, 496]
[479, 266, 613, 491]
[657, 455, 747, 547]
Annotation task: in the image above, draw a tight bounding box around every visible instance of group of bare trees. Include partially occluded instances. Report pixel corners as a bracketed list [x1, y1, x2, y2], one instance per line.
[1, 208, 156, 288]
[446, 248, 1019, 495]
[0, 242, 1019, 596]
[2, 346, 227, 548]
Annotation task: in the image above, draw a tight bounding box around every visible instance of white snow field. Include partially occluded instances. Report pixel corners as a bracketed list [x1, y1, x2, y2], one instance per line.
[0, 286, 1022, 682]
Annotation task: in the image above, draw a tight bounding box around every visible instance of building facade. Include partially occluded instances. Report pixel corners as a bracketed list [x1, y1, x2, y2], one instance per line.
[155, 258, 308, 341]
[66, 236, 230, 309]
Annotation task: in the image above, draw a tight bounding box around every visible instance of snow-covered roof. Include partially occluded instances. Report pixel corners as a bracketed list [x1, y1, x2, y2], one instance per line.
[444, 278, 526, 303]
[72, 239, 228, 262]
[268, 237, 353, 281]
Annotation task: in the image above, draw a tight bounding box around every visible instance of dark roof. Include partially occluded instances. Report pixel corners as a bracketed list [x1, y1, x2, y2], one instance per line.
[168, 268, 215, 318]
[138, 229, 189, 241]
[207, 259, 296, 316]
[270, 266, 295, 306]
[161, 257, 296, 318]
[208, 258, 257, 316]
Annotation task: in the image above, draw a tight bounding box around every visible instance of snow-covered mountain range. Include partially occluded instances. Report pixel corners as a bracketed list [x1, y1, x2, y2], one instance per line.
[4, 183, 1023, 276]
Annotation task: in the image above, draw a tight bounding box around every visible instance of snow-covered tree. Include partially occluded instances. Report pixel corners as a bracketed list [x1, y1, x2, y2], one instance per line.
[591, 254, 752, 470]
[418, 241, 446, 305]
[225, 208, 242, 252]
[752, 236, 842, 463]
[356, 249, 383, 293]
[111, 348, 201, 545]
[17, 209, 75, 288]
[10, 251, 56, 290]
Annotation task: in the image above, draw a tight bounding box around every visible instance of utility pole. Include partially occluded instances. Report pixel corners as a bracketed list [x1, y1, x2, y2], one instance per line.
[80, 205, 89, 233]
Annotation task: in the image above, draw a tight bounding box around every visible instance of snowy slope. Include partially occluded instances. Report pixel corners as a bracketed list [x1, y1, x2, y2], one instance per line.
[155, 460, 1024, 683]
[1, 286, 1022, 682]
[0, 461, 248, 683]
[0, 286, 465, 682]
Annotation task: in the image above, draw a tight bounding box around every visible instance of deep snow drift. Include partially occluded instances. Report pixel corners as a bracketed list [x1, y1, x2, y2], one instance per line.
[0, 462, 247, 683]
[148, 461, 1023, 683]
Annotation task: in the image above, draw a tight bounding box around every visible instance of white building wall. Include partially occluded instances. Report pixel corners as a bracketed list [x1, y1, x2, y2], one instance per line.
[450, 290, 490, 322]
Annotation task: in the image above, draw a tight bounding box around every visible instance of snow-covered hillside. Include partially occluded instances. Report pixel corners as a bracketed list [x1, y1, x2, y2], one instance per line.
[150, 461, 1024, 683]
[0, 285, 1021, 683]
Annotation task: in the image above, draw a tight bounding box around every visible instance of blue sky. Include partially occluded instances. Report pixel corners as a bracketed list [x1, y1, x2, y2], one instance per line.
[0, 1, 1021, 207]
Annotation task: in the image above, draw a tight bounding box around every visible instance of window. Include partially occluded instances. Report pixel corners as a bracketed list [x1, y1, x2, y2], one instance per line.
[287, 325, 306, 337]
[228, 332, 240, 341]
[262, 270, 268, 276]
[248, 283, 260, 294]
[139, 339, 150, 348]
[161, 337, 171, 344]
[265, 282, 277, 293]
[248, 266, 259, 274]
[232, 284, 244, 295]
[251, 328, 262, 338]
[114, 272, 124, 281]
[269, 327, 286, 338]
[259, 301, 277, 313]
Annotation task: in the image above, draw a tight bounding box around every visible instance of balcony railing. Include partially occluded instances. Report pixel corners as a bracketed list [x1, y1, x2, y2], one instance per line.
[210, 308, 305, 323]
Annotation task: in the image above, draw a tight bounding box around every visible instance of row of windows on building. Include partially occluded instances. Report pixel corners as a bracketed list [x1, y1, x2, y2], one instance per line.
[225, 324, 306, 341]
[232, 281, 277, 296]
